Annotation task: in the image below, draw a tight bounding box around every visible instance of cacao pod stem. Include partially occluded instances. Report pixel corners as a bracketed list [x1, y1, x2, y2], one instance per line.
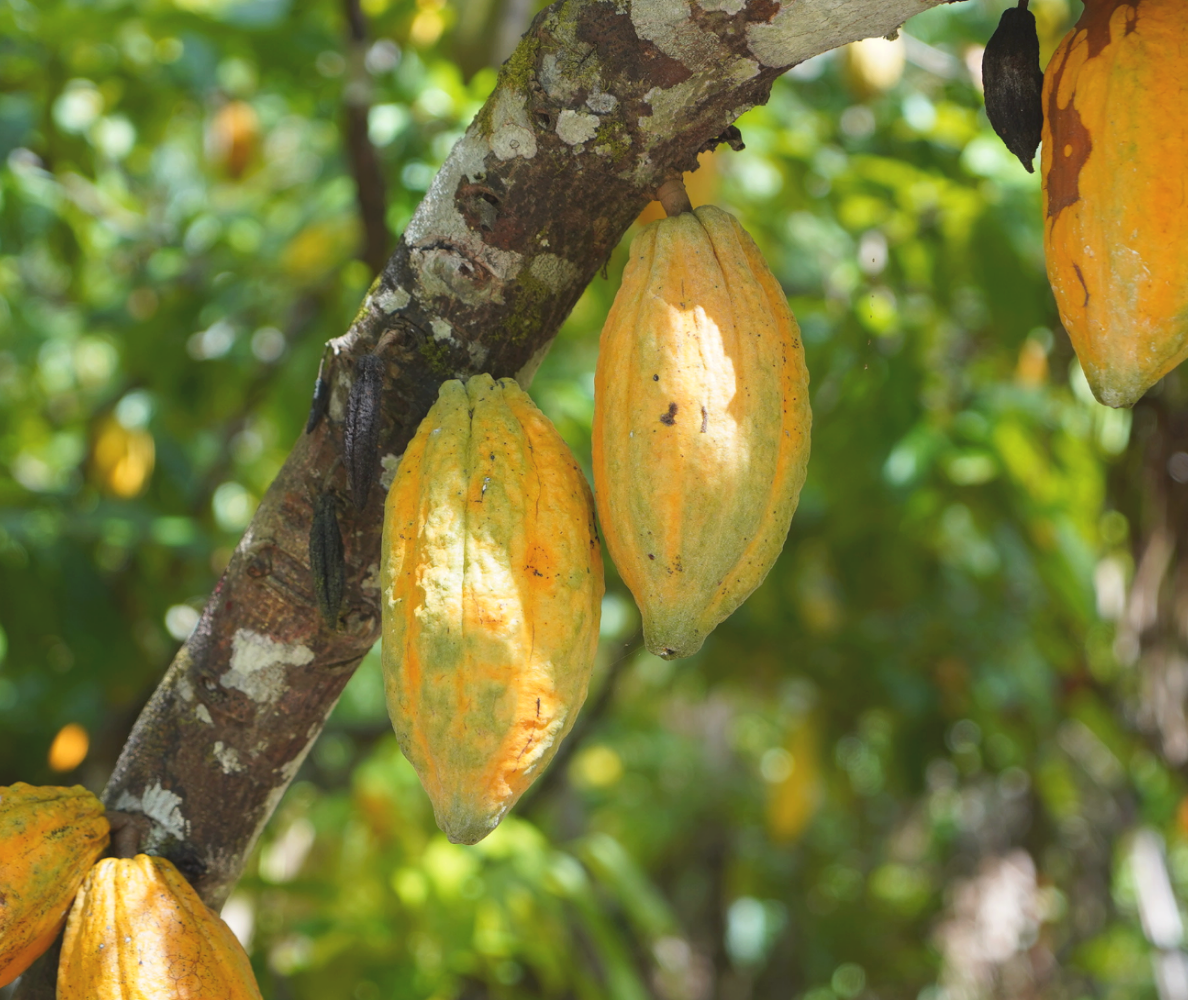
[343, 353, 384, 508]
[656, 177, 692, 218]
[982, 0, 1044, 172]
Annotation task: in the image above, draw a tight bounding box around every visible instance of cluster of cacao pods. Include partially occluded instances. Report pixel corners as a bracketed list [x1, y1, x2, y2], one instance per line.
[983, 0, 1188, 408]
[375, 197, 811, 844]
[0, 782, 263, 997]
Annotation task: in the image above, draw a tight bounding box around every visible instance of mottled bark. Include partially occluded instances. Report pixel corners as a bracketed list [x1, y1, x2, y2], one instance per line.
[1111, 378, 1188, 764]
[10, 5, 965, 995]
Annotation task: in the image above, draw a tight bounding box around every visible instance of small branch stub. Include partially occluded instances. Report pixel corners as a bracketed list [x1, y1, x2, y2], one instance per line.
[656, 177, 693, 219]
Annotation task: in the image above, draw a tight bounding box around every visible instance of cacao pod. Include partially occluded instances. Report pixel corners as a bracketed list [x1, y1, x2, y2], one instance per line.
[1042, 0, 1188, 407]
[592, 205, 811, 659]
[381, 374, 604, 845]
[0, 783, 110, 988]
[982, 0, 1044, 173]
[58, 854, 263, 1000]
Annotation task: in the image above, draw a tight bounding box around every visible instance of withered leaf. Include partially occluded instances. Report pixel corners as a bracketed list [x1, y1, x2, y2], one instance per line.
[344, 353, 384, 508]
[309, 491, 345, 627]
[305, 374, 330, 434]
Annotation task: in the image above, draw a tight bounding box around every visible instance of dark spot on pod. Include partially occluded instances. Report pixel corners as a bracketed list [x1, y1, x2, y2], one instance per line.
[344, 353, 385, 508]
[982, 1, 1044, 173]
[309, 492, 345, 628]
[659, 402, 678, 425]
[305, 374, 330, 434]
[652, 374, 659, 381]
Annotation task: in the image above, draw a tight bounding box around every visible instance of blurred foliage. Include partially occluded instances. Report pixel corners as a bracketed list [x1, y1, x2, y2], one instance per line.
[3, 0, 1187, 998]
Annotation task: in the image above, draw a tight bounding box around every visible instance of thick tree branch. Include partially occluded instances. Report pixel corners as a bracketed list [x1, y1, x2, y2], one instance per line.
[79, 0, 950, 917]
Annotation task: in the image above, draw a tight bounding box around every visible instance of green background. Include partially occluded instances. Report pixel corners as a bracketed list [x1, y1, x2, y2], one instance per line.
[3, 0, 1183, 997]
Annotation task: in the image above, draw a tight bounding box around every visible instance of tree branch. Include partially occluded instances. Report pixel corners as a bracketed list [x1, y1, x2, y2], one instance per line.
[73, 0, 953, 919]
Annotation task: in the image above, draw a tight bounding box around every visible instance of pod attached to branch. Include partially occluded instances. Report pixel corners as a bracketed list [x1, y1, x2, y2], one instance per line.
[982, 0, 1044, 172]
[592, 203, 811, 659]
[1042, 0, 1188, 406]
[58, 854, 263, 999]
[381, 374, 603, 845]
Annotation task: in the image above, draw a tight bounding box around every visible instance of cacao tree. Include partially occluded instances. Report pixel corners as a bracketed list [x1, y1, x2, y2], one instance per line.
[7, 0, 1188, 997]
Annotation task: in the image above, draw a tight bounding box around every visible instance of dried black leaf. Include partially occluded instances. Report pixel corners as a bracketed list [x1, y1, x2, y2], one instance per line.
[344, 353, 384, 508]
[305, 374, 330, 434]
[982, 0, 1044, 173]
[309, 492, 345, 628]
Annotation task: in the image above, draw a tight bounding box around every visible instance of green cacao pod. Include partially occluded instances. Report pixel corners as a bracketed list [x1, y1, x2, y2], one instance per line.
[592, 204, 811, 659]
[381, 374, 604, 845]
[0, 783, 110, 987]
[1042, 0, 1188, 407]
[58, 854, 263, 1000]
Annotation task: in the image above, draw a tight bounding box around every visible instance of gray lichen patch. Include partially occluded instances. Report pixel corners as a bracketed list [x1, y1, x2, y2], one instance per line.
[402, 131, 525, 306]
[113, 782, 190, 846]
[631, 0, 719, 66]
[586, 88, 619, 114]
[374, 285, 411, 313]
[745, 2, 927, 69]
[431, 317, 456, 343]
[698, 0, 744, 13]
[220, 628, 316, 707]
[529, 252, 580, 293]
[490, 89, 538, 161]
[557, 109, 602, 146]
[642, 54, 759, 134]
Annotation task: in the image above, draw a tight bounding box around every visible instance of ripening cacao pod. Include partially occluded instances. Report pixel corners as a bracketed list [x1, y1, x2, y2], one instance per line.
[1042, 0, 1188, 407]
[592, 205, 811, 659]
[0, 783, 110, 988]
[381, 374, 603, 845]
[58, 854, 263, 1000]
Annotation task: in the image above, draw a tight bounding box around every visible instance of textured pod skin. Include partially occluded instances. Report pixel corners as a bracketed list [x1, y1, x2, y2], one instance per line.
[1042, 0, 1188, 408]
[381, 374, 604, 845]
[0, 783, 110, 988]
[58, 854, 263, 1000]
[592, 205, 811, 659]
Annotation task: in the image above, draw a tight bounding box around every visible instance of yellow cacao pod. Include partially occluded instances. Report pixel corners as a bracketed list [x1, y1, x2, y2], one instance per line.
[381, 374, 604, 845]
[0, 783, 110, 987]
[58, 854, 263, 1000]
[1042, 0, 1188, 407]
[592, 205, 811, 659]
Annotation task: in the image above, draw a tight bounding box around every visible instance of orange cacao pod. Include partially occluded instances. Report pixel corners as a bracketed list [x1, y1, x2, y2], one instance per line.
[58, 854, 263, 999]
[592, 205, 811, 659]
[381, 374, 604, 845]
[1042, 0, 1188, 407]
[0, 783, 110, 987]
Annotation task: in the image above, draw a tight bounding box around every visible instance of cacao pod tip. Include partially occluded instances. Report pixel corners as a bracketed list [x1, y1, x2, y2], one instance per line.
[438, 805, 503, 846]
[644, 620, 706, 660]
